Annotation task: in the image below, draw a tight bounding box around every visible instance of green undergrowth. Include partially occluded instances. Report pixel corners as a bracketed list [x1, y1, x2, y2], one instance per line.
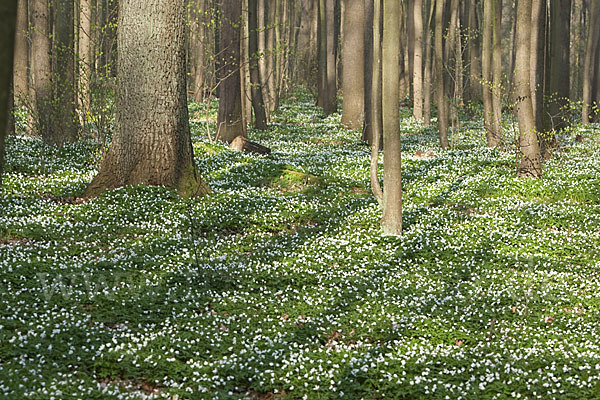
[1, 88, 600, 399]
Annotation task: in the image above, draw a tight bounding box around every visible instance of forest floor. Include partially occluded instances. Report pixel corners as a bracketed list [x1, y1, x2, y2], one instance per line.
[2, 90, 600, 399]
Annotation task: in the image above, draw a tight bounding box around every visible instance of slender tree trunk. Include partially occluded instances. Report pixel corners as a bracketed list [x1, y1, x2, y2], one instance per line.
[434, 0, 449, 148]
[381, 0, 402, 236]
[507, 0, 517, 94]
[467, 0, 482, 102]
[325, 0, 337, 115]
[216, 0, 245, 143]
[86, 0, 210, 197]
[530, 0, 547, 132]
[370, 0, 383, 201]
[1, 0, 19, 188]
[481, 0, 502, 147]
[190, 0, 207, 102]
[258, 0, 271, 115]
[546, 0, 571, 132]
[241, 0, 252, 125]
[515, 0, 542, 178]
[249, 0, 268, 129]
[265, 0, 276, 111]
[297, 0, 318, 86]
[491, 0, 502, 139]
[317, 0, 327, 108]
[413, 0, 424, 120]
[13, 0, 28, 105]
[52, 0, 78, 144]
[362, 0, 374, 142]
[583, 0, 599, 124]
[31, 0, 53, 141]
[406, 0, 414, 100]
[79, 0, 93, 115]
[423, 0, 434, 126]
[341, 0, 365, 129]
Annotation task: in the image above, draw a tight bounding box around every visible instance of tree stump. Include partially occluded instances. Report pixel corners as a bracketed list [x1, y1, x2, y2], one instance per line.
[229, 136, 271, 155]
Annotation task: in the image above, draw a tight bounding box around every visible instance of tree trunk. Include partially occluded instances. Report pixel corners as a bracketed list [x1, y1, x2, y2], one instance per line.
[362, 0, 374, 142]
[413, 0, 424, 120]
[296, 0, 318, 86]
[340, 0, 364, 129]
[491, 0, 502, 140]
[370, 0, 383, 203]
[546, 0, 571, 132]
[52, 0, 78, 145]
[482, 0, 499, 146]
[324, 0, 337, 115]
[515, 0, 542, 178]
[249, 0, 268, 129]
[1, 0, 18, 188]
[530, 0, 547, 132]
[434, 0, 449, 148]
[467, 0, 482, 102]
[190, 0, 207, 103]
[582, 0, 598, 124]
[85, 0, 211, 198]
[317, 0, 325, 108]
[423, 0, 434, 126]
[79, 0, 93, 115]
[31, 0, 52, 141]
[216, 0, 245, 143]
[381, 0, 402, 236]
[13, 0, 28, 105]
[265, 0, 276, 111]
[241, 0, 252, 126]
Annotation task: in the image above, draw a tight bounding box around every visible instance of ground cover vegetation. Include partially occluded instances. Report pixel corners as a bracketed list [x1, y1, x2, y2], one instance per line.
[2, 90, 600, 399]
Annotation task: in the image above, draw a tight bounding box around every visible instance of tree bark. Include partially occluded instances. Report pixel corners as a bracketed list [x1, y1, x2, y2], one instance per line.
[52, 0, 79, 145]
[190, 0, 207, 103]
[370, 0, 383, 200]
[249, 0, 268, 129]
[296, 0, 318, 86]
[216, 0, 245, 143]
[467, 0, 482, 103]
[434, 0, 449, 148]
[481, 0, 499, 147]
[85, 0, 211, 197]
[31, 0, 52, 141]
[381, 0, 402, 235]
[530, 0, 547, 132]
[515, 0, 542, 178]
[546, 0, 571, 131]
[79, 0, 93, 114]
[325, 0, 337, 115]
[341, 0, 365, 129]
[1, 0, 19, 188]
[413, 0, 424, 120]
[423, 0, 434, 126]
[13, 0, 28, 105]
[582, 0, 599, 124]
[491, 0, 502, 140]
[362, 0, 374, 142]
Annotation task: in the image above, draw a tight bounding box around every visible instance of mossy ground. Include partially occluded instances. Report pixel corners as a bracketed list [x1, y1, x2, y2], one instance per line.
[1, 90, 600, 399]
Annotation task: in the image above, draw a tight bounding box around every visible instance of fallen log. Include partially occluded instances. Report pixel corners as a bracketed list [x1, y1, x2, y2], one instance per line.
[229, 135, 271, 155]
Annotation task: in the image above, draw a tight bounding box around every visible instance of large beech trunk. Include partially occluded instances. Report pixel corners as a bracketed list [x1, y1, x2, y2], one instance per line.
[341, 0, 365, 129]
[381, 0, 402, 236]
[216, 0, 245, 143]
[31, 0, 52, 140]
[1, 0, 18, 187]
[515, 0, 542, 178]
[85, 0, 210, 198]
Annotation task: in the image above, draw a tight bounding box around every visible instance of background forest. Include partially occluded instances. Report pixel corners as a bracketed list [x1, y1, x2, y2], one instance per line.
[1, 0, 600, 399]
